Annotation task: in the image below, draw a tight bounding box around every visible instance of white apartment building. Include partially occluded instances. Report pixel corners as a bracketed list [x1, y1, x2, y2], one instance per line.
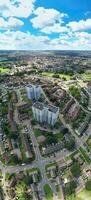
[32, 102, 59, 126]
[26, 84, 41, 100]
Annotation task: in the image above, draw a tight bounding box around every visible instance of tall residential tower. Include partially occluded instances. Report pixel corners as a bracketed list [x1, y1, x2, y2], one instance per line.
[32, 102, 59, 126]
[26, 84, 41, 100]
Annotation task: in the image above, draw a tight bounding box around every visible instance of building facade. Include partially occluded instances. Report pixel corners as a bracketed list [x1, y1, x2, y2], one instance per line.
[26, 84, 41, 100]
[32, 102, 59, 126]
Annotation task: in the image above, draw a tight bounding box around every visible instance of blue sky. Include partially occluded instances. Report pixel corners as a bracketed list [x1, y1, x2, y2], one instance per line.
[0, 0, 91, 50]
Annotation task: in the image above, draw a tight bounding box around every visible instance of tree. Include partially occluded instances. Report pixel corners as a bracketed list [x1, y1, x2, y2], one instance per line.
[62, 77, 67, 81]
[69, 86, 81, 101]
[24, 175, 33, 185]
[16, 181, 27, 200]
[46, 135, 57, 145]
[71, 162, 81, 177]
[31, 119, 37, 125]
[85, 179, 91, 191]
[65, 180, 77, 196]
[64, 137, 75, 151]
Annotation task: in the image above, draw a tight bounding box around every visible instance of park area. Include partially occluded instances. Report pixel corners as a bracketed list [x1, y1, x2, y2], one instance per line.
[42, 72, 73, 81]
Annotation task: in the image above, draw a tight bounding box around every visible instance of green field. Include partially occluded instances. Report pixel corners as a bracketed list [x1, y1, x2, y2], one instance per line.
[44, 184, 53, 200]
[76, 189, 91, 200]
[66, 189, 91, 200]
[42, 72, 72, 80]
[81, 73, 91, 81]
[0, 67, 10, 73]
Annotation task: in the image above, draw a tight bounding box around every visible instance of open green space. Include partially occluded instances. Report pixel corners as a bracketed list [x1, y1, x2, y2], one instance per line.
[81, 73, 91, 81]
[45, 162, 56, 170]
[26, 168, 38, 174]
[34, 129, 64, 144]
[0, 67, 11, 73]
[67, 189, 91, 200]
[34, 129, 43, 137]
[42, 72, 72, 81]
[69, 85, 81, 101]
[44, 184, 53, 200]
[76, 189, 91, 200]
[55, 132, 64, 141]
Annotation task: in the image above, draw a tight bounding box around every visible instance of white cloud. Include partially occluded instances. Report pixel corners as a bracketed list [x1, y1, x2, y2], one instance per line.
[74, 32, 91, 41]
[41, 23, 68, 34]
[0, 0, 35, 18]
[31, 7, 68, 34]
[67, 18, 91, 31]
[0, 31, 50, 50]
[0, 30, 91, 50]
[0, 17, 24, 29]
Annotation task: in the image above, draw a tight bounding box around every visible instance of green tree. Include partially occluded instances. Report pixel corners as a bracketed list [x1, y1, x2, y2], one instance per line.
[69, 86, 81, 101]
[71, 162, 81, 177]
[16, 181, 27, 200]
[65, 180, 77, 196]
[64, 137, 75, 151]
[85, 179, 91, 191]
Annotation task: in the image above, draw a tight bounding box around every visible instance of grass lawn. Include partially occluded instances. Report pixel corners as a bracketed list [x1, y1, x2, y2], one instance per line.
[42, 72, 72, 81]
[45, 162, 56, 170]
[26, 168, 38, 174]
[42, 72, 54, 77]
[34, 129, 43, 137]
[55, 132, 64, 141]
[44, 184, 53, 200]
[66, 189, 91, 200]
[79, 147, 91, 164]
[76, 189, 91, 200]
[0, 67, 10, 73]
[81, 73, 91, 81]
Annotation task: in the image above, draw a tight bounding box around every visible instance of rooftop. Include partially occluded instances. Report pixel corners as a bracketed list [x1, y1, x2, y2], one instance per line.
[33, 102, 59, 113]
[47, 104, 59, 113]
[26, 84, 40, 88]
[33, 102, 44, 110]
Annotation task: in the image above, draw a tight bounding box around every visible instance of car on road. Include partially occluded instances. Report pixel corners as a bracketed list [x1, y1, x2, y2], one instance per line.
[21, 163, 25, 166]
